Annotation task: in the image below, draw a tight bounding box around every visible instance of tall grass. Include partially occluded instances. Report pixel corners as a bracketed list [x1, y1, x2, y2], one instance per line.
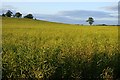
[2, 17, 120, 80]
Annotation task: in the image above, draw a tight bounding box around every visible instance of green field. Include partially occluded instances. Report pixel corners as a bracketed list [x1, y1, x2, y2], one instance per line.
[2, 17, 120, 79]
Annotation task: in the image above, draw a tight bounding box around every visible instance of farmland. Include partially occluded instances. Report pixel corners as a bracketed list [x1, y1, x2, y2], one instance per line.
[2, 17, 120, 80]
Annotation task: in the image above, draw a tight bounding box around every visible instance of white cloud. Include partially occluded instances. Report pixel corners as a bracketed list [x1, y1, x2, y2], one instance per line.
[0, 5, 17, 14]
[1, 5, 17, 10]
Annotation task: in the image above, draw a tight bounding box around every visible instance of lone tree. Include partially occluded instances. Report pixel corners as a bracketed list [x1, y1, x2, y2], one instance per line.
[5, 10, 13, 17]
[14, 12, 22, 18]
[24, 14, 33, 19]
[86, 17, 94, 25]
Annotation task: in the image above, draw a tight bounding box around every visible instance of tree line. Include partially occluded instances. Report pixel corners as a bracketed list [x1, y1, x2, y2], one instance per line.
[2, 10, 34, 19]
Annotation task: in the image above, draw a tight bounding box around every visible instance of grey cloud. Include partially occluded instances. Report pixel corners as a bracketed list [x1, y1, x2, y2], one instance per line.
[102, 5, 119, 11]
[34, 14, 86, 24]
[34, 12, 117, 25]
[57, 10, 115, 19]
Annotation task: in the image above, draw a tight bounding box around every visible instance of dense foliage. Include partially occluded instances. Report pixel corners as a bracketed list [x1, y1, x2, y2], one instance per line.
[14, 12, 22, 18]
[86, 17, 94, 25]
[5, 10, 13, 17]
[2, 17, 120, 80]
[2, 10, 34, 19]
[24, 14, 34, 19]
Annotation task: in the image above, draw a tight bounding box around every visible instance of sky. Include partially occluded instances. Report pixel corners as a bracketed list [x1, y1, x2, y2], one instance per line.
[0, 1, 119, 25]
[1, 0, 119, 2]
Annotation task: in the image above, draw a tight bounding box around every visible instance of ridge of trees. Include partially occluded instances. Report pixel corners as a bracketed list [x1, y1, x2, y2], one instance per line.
[2, 10, 34, 19]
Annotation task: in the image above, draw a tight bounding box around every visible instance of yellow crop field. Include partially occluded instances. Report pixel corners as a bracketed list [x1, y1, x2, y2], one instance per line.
[2, 17, 119, 79]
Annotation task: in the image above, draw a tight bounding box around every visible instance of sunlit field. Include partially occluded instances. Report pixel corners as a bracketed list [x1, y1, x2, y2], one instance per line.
[2, 17, 120, 80]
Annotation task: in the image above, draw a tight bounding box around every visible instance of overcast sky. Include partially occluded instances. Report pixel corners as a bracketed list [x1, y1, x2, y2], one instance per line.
[1, 2, 119, 25]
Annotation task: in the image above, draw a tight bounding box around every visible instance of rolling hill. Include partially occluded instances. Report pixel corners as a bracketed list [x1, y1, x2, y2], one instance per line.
[2, 17, 119, 80]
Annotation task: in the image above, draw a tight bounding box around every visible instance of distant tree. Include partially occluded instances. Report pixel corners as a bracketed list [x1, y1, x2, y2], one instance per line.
[14, 12, 22, 18]
[2, 14, 5, 17]
[5, 10, 13, 17]
[86, 17, 94, 25]
[24, 14, 33, 19]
